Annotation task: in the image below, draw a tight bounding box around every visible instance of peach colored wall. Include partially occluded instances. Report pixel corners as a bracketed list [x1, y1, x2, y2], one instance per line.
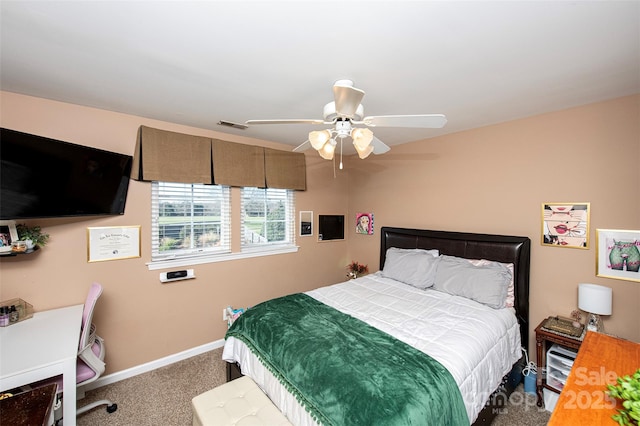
[1, 92, 638, 375]
[346, 95, 640, 354]
[0, 92, 351, 373]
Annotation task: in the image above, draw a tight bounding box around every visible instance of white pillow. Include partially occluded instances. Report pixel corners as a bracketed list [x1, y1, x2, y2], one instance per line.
[466, 259, 515, 308]
[385, 247, 440, 257]
[433, 255, 512, 309]
[381, 247, 441, 289]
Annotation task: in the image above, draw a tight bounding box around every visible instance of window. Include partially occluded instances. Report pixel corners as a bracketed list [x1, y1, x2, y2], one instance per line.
[151, 182, 230, 261]
[241, 187, 295, 251]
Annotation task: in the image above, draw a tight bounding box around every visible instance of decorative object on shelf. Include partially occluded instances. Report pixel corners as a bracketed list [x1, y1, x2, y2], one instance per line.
[596, 229, 640, 283]
[578, 283, 613, 332]
[541, 202, 590, 249]
[606, 368, 640, 426]
[0, 220, 18, 254]
[355, 213, 374, 235]
[346, 261, 368, 279]
[570, 309, 583, 328]
[11, 241, 27, 253]
[16, 223, 49, 249]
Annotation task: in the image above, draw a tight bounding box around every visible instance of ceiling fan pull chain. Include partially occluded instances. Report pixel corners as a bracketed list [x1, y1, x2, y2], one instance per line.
[332, 155, 336, 178]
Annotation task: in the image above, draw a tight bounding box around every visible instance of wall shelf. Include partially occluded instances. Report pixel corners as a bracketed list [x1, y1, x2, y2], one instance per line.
[0, 246, 40, 257]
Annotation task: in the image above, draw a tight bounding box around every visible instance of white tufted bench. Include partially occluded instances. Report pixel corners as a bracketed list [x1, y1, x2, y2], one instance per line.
[192, 376, 293, 426]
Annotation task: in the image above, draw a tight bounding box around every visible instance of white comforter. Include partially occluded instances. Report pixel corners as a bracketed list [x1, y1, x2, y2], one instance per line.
[223, 273, 522, 424]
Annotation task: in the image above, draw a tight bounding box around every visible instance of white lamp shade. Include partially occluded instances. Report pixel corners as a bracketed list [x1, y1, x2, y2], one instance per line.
[309, 130, 331, 150]
[351, 128, 374, 150]
[354, 142, 374, 159]
[318, 139, 336, 160]
[578, 283, 612, 315]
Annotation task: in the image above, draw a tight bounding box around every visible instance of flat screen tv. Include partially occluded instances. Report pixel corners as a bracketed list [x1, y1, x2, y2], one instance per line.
[1, 128, 133, 219]
[318, 214, 344, 241]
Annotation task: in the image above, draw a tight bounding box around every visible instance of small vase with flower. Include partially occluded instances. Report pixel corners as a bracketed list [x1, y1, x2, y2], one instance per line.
[346, 261, 369, 279]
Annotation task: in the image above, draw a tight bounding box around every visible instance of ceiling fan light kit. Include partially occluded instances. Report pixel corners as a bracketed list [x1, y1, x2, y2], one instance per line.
[354, 143, 374, 159]
[351, 127, 373, 150]
[309, 129, 332, 150]
[318, 139, 337, 160]
[246, 79, 447, 166]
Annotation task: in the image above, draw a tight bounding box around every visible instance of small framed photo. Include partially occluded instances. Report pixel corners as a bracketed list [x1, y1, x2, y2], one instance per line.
[0, 220, 18, 253]
[541, 202, 590, 249]
[596, 229, 640, 282]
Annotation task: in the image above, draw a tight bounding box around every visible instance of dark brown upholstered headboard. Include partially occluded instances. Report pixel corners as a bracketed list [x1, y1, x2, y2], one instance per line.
[380, 227, 531, 351]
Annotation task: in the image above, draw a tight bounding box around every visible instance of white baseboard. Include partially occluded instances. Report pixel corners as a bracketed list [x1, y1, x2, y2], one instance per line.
[83, 339, 226, 392]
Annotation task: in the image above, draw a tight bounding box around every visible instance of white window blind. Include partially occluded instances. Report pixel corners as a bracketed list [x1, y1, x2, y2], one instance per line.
[241, 188, 295, 251]
[151, 182, 230, 261]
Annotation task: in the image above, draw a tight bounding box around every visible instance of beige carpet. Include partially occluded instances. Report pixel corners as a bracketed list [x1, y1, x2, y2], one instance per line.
[76, 347, 551, 425]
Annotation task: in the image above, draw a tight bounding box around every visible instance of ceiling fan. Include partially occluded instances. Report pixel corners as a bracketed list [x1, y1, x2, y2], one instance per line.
[245, 79, 447, 166]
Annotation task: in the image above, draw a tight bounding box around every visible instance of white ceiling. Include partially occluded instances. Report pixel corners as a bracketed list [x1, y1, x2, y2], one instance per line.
[1, 1, 639, 154]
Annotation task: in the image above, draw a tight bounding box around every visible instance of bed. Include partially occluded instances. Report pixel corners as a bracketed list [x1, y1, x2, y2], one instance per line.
[223, 227, 531, 425]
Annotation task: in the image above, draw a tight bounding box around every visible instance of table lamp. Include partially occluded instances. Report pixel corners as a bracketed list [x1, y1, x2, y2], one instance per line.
[578, 283, 612, 332]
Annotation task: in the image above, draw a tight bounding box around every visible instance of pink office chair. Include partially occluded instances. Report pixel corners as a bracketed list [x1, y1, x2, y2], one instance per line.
[43, 283, 118, 422]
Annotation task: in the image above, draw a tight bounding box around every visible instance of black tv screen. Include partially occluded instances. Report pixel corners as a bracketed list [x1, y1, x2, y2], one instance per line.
[318, 215, 344, 241]
[1, 128, 133, 219]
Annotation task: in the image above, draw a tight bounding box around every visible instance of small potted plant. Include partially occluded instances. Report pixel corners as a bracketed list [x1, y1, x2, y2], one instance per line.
[16, 224, 49, 250]
[607, 368, 640, 426]
[346, 261, 368, 279]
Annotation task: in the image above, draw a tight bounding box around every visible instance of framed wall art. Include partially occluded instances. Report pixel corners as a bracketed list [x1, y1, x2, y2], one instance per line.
[355, 213, 374, 235]
[541, 202, 590, 249]
[596, 229, 640, 282]
[299, 211, 313, 237]
[0, 220, 18, 253]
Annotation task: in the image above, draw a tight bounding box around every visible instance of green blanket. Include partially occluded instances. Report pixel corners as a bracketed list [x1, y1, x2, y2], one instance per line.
[226, 293, 469, 426]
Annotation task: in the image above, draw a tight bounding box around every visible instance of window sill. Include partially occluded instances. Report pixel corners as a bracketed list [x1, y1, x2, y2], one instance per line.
[146, 245, 299, 270]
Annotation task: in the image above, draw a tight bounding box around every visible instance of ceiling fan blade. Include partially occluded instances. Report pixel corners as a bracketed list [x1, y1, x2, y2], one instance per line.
[362, 114, 447, 128]
[292, 140, 311, 152]
[370, 135, 391, 154]
[246, 119, 325, 125]
[333, 81, 365, 118]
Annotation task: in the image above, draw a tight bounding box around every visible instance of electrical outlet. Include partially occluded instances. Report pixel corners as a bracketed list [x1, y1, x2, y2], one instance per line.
[222, 308, 227, 321]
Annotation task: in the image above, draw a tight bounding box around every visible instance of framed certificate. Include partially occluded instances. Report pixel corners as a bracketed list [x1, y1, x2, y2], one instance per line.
[87, 226, 141, 262]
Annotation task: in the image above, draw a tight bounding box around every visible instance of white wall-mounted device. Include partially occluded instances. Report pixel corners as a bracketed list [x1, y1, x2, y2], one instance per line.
[159, 269, 195, 283]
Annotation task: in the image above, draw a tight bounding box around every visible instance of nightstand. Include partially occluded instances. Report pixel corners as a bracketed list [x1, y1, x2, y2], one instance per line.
[534, 317, 583, 407]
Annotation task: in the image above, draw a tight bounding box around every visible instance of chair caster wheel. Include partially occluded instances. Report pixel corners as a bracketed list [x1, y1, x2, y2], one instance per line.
[106, 403, 118, 413]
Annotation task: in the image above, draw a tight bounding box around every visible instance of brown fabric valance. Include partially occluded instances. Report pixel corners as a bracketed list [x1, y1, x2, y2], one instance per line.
[132, 126, 213, 184]
[265, 148, 306, 190]
[212, 139, 265, 187]
[131, 125, 306, 190]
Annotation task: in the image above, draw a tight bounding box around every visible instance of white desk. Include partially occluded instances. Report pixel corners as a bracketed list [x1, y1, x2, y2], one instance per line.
[0, 304, 83, 426]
